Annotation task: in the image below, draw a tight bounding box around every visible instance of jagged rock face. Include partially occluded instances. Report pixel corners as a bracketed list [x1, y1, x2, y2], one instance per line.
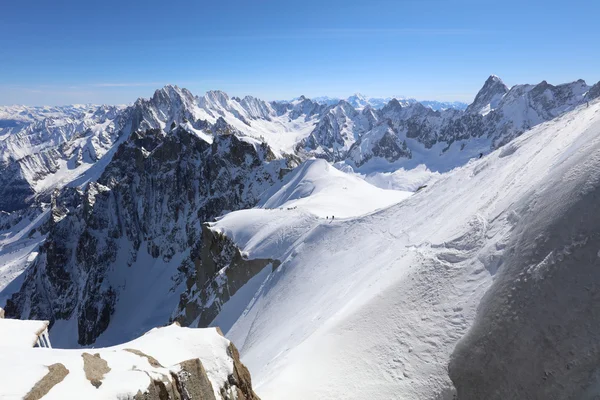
[172, 224, 280, 329]
[465, 75, 509, 115]
[448, 133, 600, 399]
[0, 85, 217, 213]
[0, 161, 36, 212]
[297, 100, 378, 160]
[5, 126, 292, 345]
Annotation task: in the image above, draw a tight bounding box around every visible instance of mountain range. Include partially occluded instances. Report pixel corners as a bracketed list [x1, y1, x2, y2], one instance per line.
[0, 76, 597, 213]
[290, 93, 468, 111]
[1, 75, 600, 399]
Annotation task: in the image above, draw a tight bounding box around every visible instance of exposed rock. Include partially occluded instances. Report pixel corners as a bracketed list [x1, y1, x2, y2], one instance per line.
[465, 75, 509, 115]
[173, 224, 280, 329]
[171, 358, 217, 400]
[24, 363, 69, 400]
[82, 352, 111, 388]
[134, 376, 181, 400]
[2, 323, 260, 400]
[124, 348, 164, 368]
[225, 342, 260, 400]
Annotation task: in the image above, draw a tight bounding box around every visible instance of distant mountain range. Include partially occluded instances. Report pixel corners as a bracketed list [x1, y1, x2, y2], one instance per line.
[285, 93, 468, 111]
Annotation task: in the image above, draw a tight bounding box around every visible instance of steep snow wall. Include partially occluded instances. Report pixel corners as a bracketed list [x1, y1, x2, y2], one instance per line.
[449, 105, 600, 398]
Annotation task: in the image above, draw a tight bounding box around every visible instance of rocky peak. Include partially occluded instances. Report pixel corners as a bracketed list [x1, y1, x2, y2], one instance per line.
[201, 90, 231, 108]
[151, 85, 195, 106]
[466, 75, 509, 115]
[239, 96, 274, 121]
[346, 93, 369, 109]
[381, 98, 403, 114]
[334, 100, 359, 117]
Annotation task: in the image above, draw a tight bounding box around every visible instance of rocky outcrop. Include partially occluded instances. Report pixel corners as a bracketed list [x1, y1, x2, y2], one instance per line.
[173, 224, 280, 329]
[1, 323, 260, 400]
[24, 363, 69, 400]
[224, 342, 260, 400]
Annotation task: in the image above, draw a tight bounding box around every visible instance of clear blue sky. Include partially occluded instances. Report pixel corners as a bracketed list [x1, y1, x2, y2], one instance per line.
[1, 0, 598, 105]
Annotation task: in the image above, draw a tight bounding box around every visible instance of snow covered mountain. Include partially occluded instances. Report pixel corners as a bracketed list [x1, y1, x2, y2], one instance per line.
[343, 77, 597, 171]
[1, 76, 600, 398]
[4, 123, 295, 346]
[0, 104, 98, 138]
[182, 99, 600, 399]
[0, 87, 321, 212]
[296, 100, 379, 160]
[286, 76, 598, 170]
[1, 76, 597, 213]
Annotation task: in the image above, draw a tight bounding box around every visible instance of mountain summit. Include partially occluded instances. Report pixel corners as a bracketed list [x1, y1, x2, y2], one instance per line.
[466, 75, 510, 115]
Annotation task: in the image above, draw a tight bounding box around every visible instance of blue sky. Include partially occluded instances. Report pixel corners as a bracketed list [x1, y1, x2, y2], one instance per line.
[1, 0, 598, 105]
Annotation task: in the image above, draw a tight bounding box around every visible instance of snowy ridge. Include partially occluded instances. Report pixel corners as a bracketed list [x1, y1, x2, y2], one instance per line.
[258, 158, 411, 218]
[0, 205, 49, 309]
[203, 99, 600, 399]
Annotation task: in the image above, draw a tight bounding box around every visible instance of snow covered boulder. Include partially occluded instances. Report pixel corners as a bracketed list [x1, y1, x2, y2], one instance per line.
[0, 323, 260, 399]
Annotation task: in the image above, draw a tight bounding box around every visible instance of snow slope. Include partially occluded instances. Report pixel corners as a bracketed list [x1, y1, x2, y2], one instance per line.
[0, 207, 48, 306]
[207, 158, 412, 271]
[208, 100, 600, 399]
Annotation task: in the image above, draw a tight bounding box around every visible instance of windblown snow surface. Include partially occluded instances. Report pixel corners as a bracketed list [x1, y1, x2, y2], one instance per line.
[207, 100, 600, 399]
